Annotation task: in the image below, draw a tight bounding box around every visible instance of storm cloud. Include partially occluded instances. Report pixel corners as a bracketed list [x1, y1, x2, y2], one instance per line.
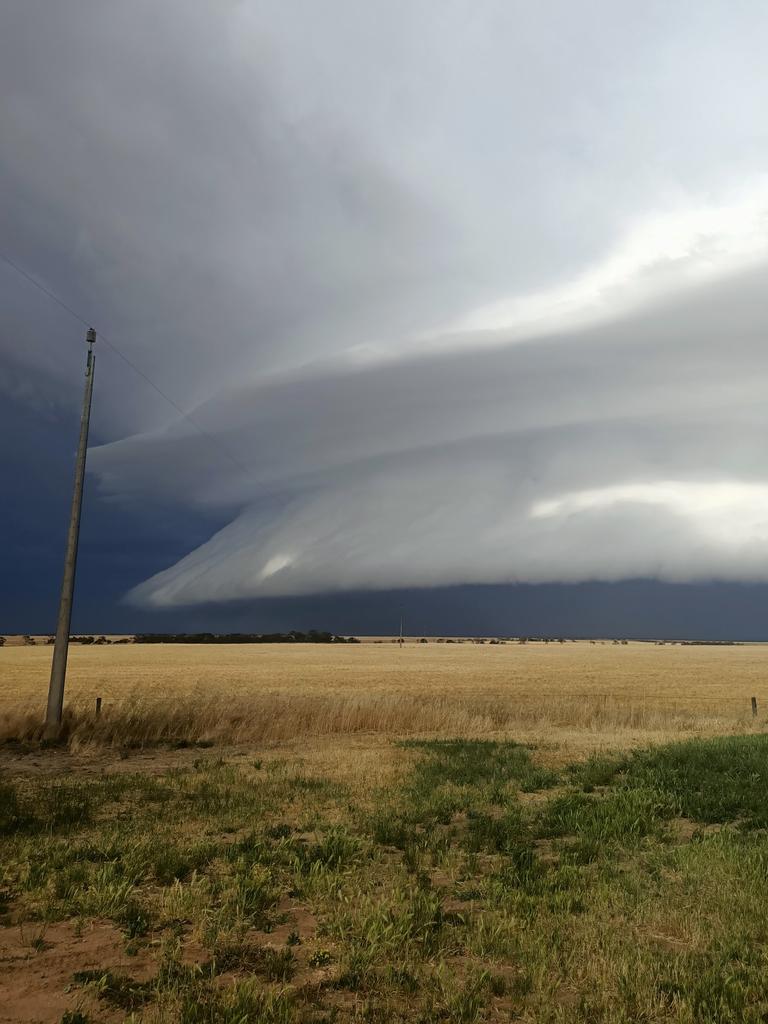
[87, 260, 768, 603]
[4, 1, 768, 608]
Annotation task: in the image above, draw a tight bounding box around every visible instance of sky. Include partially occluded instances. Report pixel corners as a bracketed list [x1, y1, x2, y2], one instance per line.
[4, 1, 768, 638]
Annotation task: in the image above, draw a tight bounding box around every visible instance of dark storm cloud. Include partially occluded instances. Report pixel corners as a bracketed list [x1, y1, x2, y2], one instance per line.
[4, 1, 768, 607]
[0, 1, 466, 430]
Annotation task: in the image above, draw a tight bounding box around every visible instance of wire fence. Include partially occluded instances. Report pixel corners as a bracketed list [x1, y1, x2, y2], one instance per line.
[0, 691, 764, 707]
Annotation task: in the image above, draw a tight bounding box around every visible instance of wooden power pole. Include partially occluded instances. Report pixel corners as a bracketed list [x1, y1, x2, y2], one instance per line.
[46, 327, 96, 731]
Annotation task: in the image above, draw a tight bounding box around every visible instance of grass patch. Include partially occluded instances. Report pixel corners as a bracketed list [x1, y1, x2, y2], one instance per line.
[402, 738, 559, 794]
[540, 787, 674, 860]
[568, 735, 768, 828]
[624, 734, 768, 827]
[368, 739, 556, 865]
[212, 939, 296, 981]
[72, 969, 154, 1011]
[4, 734, 768, 1021]
[0, 780, 91, 835]
[179, 980, 296, 1024]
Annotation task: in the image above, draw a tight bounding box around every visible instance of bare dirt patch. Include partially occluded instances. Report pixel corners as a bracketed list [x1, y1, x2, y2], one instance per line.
[0, 919, 154, 1024]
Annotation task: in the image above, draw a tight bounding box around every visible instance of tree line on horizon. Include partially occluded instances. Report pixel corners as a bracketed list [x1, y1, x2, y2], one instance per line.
[132, 630, 360, 644]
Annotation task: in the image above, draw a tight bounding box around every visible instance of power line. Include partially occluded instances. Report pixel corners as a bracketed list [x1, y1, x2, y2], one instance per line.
[1, 252, 91, 329]
[0, 251, 253, 480]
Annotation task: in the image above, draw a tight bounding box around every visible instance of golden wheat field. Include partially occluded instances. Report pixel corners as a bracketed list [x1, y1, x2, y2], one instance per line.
[1, 640, 765, 754]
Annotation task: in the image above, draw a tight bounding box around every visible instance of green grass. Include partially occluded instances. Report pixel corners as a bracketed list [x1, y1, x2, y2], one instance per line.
[178, 981, 296, 1024]
[73, 968, 155, 1011]
[0, 779, 92, 835]
[539, 787, 675, 861]
[624, 734, 768, 827]
[401, 738, 559, 793]
[211, 938, 296, 981]
[4, 734, 768, 1021]
[367, 739, 557, 868]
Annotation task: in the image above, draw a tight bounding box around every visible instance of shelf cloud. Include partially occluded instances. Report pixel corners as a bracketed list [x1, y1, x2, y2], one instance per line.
[92, 258, 768, 604]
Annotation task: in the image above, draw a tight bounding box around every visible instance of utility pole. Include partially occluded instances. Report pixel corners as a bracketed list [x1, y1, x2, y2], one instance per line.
[399, 612, 404, 649]
[46, 327, 96, 731]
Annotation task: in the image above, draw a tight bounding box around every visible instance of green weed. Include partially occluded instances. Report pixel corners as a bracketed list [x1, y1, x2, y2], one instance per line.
[211, 939, 296, 981]
[179, 980, 296, 1024]
[540, 787, 674, 859]
[72, 970, 154, 1012]
[403, 739, 559, 793]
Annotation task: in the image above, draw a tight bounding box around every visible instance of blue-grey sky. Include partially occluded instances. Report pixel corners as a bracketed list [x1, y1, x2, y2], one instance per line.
[4, 1, 768, 637]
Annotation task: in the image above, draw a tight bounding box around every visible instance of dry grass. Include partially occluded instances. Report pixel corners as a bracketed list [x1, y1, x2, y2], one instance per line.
[0, 641, 764, 751]
[2, 692, 745, 752]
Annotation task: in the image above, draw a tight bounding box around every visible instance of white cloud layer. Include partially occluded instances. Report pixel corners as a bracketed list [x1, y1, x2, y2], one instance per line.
[4, 1, 768, 604]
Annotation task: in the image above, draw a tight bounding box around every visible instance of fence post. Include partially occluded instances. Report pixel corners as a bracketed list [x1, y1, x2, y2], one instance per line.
[95, 696, 102, 717]
[751, 696, 757, 718]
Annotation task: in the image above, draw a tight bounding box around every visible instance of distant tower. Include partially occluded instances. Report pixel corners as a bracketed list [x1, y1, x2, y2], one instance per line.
[399, 612, 404, 649]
